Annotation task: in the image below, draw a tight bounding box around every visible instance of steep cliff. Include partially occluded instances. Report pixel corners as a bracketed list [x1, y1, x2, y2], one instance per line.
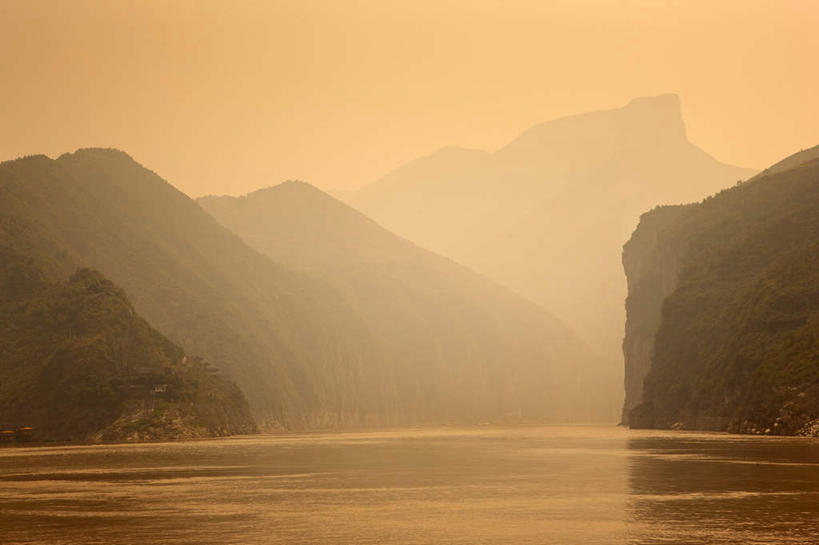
[620, 205, 690, 424]
[350, 94, 755, 414]
[0, 250, 257, 441]
[623, 154, 819, 434]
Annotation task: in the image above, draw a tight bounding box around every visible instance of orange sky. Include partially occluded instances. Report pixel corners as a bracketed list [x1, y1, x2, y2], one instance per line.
[1, 0, 817, 196]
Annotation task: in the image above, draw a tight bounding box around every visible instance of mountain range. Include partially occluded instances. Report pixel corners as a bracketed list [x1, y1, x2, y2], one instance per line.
[0, 149, 606, 431]
[347, 94, 756, 405]
[200, 181, 616, 422]
[5, 94, 798, 439]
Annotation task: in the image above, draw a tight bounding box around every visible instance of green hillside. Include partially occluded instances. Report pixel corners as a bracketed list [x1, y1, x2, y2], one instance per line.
[0, 249, 256, 441]
[624, 156, 819, 434]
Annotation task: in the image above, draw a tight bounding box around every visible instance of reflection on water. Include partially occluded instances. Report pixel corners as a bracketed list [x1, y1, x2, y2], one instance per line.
[0, 426, 817, 544]
[627, 434, 819, 544]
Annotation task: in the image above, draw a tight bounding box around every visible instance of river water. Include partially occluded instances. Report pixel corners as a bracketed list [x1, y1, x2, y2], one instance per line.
[1, 425, 818, 544]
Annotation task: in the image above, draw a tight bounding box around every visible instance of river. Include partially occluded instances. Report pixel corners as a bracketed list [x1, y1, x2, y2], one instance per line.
[1, 425, 818, 544]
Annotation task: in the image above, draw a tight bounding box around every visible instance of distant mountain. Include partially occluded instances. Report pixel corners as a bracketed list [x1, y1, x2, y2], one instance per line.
[623, 149, 819, 434]
[0, 249, 256, 441]
[1, 149, 609, 428]
[200, 181, 616, 422]
[348, 94, 757, 397]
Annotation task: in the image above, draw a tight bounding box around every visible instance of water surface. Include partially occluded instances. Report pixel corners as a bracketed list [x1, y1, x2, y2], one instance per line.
[2, 426, 818, 544]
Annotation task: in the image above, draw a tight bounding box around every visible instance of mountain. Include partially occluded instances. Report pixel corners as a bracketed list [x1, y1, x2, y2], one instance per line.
[0, 150, 399, 430]
[348, 94, 757, 404]
[0, 249, 256, 441]
[199, 181, 615, 422]
[1, 149, 608, 428]
[622, 150, 819, 434]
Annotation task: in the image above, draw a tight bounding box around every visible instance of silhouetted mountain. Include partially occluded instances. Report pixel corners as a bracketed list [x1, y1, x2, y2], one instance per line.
[1, 149, 609, 428]
[623, 149, 819, 434]
[0, 249, 256, 441]
[349, 95, 756, 402]
[200, 181, 615, 422]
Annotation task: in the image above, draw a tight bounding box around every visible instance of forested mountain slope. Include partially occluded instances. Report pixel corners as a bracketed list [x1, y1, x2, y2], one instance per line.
[0, 249, 256, 441]
[623, 154, 819, 434]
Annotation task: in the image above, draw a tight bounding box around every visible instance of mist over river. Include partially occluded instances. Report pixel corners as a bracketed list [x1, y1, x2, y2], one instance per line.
[2, 426, 818, 544]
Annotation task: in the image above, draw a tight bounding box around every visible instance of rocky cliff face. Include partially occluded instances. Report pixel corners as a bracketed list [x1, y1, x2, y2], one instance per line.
[622, 154, 819, 434]
[350, 94, 755, 417]
[620, 205, 690, 424]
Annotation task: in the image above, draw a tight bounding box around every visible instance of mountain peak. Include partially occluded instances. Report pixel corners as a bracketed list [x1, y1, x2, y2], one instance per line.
[496, 93, 688, 161]
[622, 93, 686, 140]
[265, 179, 323, 195]
[232, 180, 333, 206]
[59, 148, 136, 163]
[625, 93, 682, 114]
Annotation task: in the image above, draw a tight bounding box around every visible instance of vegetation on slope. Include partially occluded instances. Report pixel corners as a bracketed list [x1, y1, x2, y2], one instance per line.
[1, 149, 604, 428]
[0, 150, 387, 429]
[627, 158, 819, 434]
[0, 249, 257, 441]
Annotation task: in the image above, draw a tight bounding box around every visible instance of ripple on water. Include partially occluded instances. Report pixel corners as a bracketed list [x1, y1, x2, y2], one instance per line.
[2, 426, 819, 544]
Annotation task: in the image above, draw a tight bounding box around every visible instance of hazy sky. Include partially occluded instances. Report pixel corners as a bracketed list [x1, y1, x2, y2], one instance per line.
[1, 0, 818, 196]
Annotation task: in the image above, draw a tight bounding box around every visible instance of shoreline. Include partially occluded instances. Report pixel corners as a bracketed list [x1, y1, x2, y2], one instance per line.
[5, 422, 819, 452]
